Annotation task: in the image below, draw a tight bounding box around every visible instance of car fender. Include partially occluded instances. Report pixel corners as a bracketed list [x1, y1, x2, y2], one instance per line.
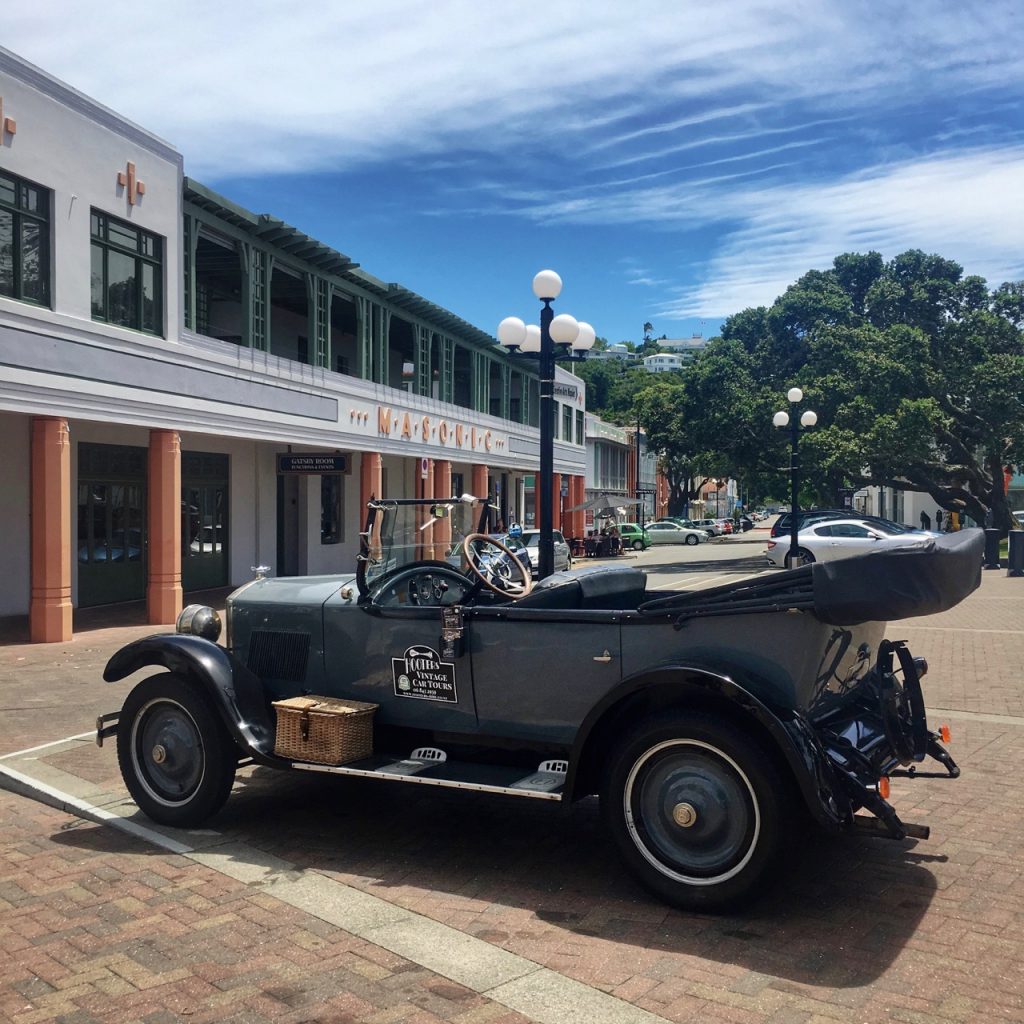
[566, 664, 849, 831]
[103, 634, 276, 759]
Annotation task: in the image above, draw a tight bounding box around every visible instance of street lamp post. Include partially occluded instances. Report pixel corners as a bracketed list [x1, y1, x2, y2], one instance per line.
[498, 270, 595, 579]
[773, 387, 818, 568]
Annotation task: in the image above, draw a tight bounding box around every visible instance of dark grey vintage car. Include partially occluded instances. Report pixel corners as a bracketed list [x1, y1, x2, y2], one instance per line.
[98, 498, 982, 910]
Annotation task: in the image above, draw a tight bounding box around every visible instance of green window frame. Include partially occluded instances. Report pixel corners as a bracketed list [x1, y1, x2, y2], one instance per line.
[562, 403, 573, 441]
[575, 409, 584, 446]
[0, 169, 50, 307]
[90, 209, 163, 335]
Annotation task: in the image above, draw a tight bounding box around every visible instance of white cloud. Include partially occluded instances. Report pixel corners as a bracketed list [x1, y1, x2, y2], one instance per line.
[660, 147, 1024, 318]
[4, 1, 1022, 177]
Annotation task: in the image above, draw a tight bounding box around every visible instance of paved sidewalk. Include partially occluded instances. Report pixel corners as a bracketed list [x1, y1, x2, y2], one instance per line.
[2, 571, 1024, 1023]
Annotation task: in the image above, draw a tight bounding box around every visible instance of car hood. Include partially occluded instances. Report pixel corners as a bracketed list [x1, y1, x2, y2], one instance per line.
[227, 574, 358, 609]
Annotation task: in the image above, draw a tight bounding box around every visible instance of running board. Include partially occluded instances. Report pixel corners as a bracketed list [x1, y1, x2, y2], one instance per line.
[290, 751, 567, 801]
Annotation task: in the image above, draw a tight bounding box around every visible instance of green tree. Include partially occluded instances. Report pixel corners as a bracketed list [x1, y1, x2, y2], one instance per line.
[712, 250, 1024, 529]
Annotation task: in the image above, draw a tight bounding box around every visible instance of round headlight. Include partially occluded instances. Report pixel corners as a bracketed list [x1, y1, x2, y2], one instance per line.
[175, 604, 222, 642]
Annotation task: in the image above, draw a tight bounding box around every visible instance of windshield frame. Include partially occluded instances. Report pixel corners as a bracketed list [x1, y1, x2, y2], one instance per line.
[355, 497, 491, 598]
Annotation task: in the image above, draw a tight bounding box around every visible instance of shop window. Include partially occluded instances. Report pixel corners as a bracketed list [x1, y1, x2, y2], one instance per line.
[321, 475, 343, 544]
[0, 170, 50, 307]
[90, 210, 163, 334]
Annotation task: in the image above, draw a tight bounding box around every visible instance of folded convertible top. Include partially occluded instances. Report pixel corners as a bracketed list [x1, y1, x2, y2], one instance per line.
[639, 528, 984, 626]
[810, 527, 983, 625]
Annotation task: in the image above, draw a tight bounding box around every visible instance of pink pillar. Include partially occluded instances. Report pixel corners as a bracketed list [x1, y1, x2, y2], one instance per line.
[471, 464, 489, 502]
[29, 417, 73, 643]
[360, 451, 383, 519]
[421, 459, 435, 559]
[435, 460, 453, 556]
[147, 429, 182, 625]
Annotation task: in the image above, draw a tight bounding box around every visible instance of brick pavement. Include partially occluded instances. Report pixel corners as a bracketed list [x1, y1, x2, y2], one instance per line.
[2, 571, 1024, 1023]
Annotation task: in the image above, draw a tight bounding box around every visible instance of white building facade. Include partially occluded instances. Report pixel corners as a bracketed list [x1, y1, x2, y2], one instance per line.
[0, 49, 586, 639]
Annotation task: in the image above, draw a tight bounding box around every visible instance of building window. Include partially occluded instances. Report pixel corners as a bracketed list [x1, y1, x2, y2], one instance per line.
[0, 170, 50, 306]
[576, 409, 584, 446]
[321, 475, 343, 544]
[561, 403, 573, 441]
[90, 210, 163, 334]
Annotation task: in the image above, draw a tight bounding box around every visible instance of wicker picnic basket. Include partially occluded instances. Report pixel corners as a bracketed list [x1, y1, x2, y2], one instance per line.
[272, 696, 378, 765]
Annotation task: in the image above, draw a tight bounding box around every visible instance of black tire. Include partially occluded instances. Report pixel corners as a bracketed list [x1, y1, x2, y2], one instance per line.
[116, 673, 237, 827]
[632, 540, 644, 551]
[784, 548, 815, 567]
[601, 711, 792, 911]
[685, 534, 699, 546]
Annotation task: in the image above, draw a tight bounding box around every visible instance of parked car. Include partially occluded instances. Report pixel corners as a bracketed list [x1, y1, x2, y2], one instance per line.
[661, 517, 710, 534]
[97, 497, 979, 911]
[765, 518, 941, 567]
[617, 523, 650, 550]
[691, 518, 723, 536]
[737, 515, 754, 532]
[521, 528, 572, 576]
[715, 519, 734, 535]
[646, 521, 708, 545]
[770, 509, 919, 539]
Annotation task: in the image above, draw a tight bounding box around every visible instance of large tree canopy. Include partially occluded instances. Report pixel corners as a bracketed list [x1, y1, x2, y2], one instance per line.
[621, 251, 1023, 527]
[704, 249, 1024, 528]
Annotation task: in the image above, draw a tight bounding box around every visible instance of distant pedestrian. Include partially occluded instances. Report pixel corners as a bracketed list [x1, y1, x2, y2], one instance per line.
[935, 509, 943, 530]
[920, 510, 931, 531]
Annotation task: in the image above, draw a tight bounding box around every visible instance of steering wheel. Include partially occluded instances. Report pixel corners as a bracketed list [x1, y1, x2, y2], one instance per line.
[461, 534, 533, 597]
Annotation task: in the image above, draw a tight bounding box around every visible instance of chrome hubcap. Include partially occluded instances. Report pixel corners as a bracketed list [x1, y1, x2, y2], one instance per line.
[151, 744, 167, 764]
[672, 802, 697, 827]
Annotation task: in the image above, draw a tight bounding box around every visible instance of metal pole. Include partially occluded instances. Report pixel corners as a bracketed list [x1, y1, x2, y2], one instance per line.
[635, 416, 643, 532]
[538, 299, 555, 580]
[789, 413, 800, 567]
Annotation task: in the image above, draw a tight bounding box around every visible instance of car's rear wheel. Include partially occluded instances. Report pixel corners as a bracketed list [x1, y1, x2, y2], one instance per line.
[632, 539, 644, 551]
[117, 673, 237, 827]
[784, 547, 815, 567]
[685, 534, 699, 546]
[602, 711, 791, 911]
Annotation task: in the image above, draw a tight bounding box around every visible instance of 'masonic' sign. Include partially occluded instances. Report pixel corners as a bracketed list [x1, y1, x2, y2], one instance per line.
[377, 406, 506, 452]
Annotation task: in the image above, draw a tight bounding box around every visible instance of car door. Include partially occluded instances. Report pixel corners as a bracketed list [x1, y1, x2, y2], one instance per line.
[469, 605, 624, 746]
[826, 522, 879, 561]
[322, 582, 481, 734]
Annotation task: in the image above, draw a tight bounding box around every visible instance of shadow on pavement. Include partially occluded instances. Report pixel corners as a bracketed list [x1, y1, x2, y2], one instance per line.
[53, 764, 938, 989]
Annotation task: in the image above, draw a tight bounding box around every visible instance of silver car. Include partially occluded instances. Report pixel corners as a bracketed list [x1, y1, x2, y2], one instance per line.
[645, 521, 708, 546]
[521, 529, 573, 576]
[765, 518, 935, 567]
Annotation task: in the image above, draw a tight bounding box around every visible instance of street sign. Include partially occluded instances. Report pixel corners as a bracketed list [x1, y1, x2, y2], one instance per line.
[421, 457, 429, 479]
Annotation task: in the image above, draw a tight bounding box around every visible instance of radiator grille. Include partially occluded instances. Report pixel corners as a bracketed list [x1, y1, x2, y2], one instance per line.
[247, 630, 310, 682]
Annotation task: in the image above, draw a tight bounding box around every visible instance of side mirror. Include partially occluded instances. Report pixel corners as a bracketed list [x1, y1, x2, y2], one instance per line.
[866, 531, 881, 540]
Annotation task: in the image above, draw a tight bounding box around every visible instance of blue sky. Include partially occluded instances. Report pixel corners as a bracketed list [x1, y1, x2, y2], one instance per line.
[8, 2, 1024, 345]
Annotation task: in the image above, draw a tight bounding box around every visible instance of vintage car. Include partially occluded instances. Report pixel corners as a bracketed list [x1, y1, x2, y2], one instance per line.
[97, 497, 982, 911]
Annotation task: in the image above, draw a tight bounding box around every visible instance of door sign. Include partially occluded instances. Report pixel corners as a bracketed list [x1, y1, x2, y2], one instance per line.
[392, 645, 458, 703]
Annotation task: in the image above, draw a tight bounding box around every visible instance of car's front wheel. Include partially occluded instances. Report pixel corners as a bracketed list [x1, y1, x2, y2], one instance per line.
[685, 534, 699, 546]
[117, 673, 237, 827]
[602, 711, 791, 911]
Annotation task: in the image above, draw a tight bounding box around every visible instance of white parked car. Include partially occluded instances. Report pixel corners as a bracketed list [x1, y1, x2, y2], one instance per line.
[645, 521, 709, 546]
[765, 519, 935, 567]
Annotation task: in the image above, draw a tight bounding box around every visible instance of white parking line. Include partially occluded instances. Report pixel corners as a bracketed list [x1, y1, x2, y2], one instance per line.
[0, 731, 96, 761]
